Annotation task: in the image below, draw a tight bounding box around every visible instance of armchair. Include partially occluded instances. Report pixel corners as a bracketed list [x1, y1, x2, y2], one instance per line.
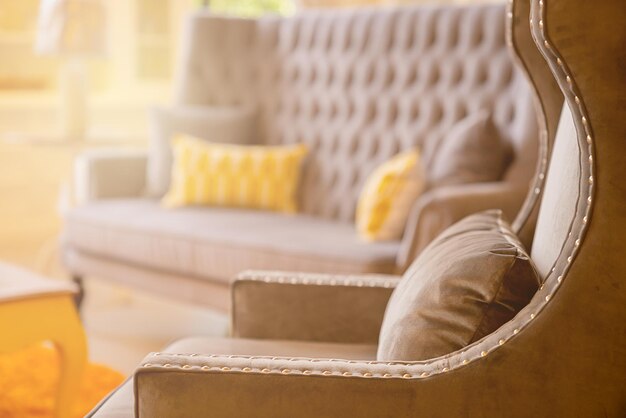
[87, 0, 626, 416]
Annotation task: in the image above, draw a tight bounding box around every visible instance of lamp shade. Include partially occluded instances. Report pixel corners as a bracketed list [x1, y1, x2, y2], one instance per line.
[35, 0, 106, 56]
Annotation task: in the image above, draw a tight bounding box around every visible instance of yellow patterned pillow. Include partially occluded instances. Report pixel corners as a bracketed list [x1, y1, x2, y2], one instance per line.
[356, 149, 425, 241]
[163, 136, 308, 213]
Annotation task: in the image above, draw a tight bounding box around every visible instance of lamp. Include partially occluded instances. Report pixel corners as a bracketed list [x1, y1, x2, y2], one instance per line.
[35, 0, 106, 141]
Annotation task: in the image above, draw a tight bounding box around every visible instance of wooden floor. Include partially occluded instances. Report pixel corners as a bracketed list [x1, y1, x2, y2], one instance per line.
[0, 141, 228, 375]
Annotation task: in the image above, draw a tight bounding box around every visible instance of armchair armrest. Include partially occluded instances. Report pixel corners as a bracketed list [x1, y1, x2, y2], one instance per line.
[397, 181, 528, 270]
[133, 346, 495, 418]
[231, 271, 400, 344]
[73, 149, 148, 204]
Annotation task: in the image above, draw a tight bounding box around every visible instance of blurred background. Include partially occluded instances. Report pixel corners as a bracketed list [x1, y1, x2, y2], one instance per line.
[0, 0, 490, 271]
[0, 0, 497, 374]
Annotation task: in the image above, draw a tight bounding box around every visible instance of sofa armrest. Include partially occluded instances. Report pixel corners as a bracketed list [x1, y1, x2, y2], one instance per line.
[74, 149, 148, 204]
[231, 271, 400, 345]
[133, 350, 481, 417]
[397, 181, 528, 270]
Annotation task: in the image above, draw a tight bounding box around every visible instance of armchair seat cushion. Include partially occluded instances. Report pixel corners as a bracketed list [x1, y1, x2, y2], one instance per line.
[164, 336, 378, 359]
[63, 199, 399, 285]
[88, 337, 377, 418]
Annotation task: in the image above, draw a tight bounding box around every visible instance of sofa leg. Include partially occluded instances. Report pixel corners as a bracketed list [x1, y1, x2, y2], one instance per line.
[71, 275, 85, 311]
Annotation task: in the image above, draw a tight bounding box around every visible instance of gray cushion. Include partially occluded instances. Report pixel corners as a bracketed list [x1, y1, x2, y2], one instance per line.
[378, 210, 540, 361]
[427, 111, 512, 188]
[146, 105, 257, 197]
[63, 199, 399, 285]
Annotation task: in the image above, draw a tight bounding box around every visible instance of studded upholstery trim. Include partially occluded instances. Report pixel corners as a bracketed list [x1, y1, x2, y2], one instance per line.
[236, 270, 400, 288]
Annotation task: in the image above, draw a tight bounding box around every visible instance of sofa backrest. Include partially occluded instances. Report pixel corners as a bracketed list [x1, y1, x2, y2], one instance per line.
[175, 4, 537, 222]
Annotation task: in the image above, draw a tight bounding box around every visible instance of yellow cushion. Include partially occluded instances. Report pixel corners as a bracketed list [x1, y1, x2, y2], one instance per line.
[163, 136, 307, 213]
[356, 149, 425, 241]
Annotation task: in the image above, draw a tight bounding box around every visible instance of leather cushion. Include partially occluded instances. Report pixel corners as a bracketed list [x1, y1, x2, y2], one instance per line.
[378, 209, 540, 361]
[427, 111, 512, 188]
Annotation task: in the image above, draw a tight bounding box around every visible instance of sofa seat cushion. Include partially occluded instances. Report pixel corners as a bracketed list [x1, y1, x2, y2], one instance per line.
[64, 199, 399, 285]
[87, 337, 377, 418]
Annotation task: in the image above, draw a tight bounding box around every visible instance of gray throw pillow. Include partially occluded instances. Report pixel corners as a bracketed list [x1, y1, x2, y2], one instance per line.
[428, 111, 512, 188]
[146, 105, 257, 197]
[377, 210, 540, 361]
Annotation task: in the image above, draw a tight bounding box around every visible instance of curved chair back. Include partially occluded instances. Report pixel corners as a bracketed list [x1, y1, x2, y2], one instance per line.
[516, 0, 626, 411]
[507, 0, 563, 248]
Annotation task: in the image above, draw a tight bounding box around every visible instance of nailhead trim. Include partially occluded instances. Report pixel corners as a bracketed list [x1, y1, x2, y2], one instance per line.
[237, 271, 399, 289]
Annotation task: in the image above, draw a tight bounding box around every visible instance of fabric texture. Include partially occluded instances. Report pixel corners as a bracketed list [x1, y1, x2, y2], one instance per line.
[232, 272, 400, 344]
[163, 136, 307, 213]
[378, 210, 540, 361]
[63, 248, 233, 311]
[356, 150, 425, 241]
[164, 336, 378, 360]
[397, 181, 529, 269]
[88, 2, 626, 417]
[63, 199, 399, 287]
[87, 337, 377, 418]
[63, 2, 540, 311]
[74, 150, 148, 206]
[146, 106, 257, 197]
[427, 111, 512, 189]
[176, 5, 536, 222]
[530, 106, 579, 277]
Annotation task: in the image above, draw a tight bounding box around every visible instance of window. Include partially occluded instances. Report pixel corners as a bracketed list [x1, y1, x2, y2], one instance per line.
[198, 0, 294, 17]
[0, 1, 58, 91]
[136, 0, 174, 80]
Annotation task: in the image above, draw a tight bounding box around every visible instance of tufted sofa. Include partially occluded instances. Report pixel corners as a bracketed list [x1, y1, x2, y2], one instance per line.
[62, 3, 540, 311]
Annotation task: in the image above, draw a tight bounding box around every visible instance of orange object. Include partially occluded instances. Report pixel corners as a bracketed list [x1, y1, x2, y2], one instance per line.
[0, 343, 124, 418]
[0, 291, 87, 418]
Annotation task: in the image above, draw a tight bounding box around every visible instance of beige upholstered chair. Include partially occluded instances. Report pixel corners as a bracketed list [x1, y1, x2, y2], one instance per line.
[87, 0, 626, 416]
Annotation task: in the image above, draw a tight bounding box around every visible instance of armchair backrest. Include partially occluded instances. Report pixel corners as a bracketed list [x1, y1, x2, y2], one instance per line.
[501, 0, 626, 408]
[174, 4, 537, 222]
[506, 0, 563, 247]
[526, 0, 625, 282]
